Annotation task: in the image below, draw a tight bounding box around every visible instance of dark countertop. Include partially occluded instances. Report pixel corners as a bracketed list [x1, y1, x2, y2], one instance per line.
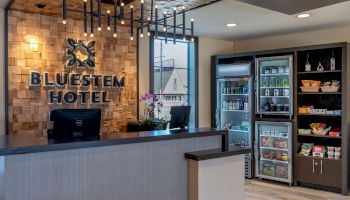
[184, 146, 251, 161]
[0, 128, 227, 156]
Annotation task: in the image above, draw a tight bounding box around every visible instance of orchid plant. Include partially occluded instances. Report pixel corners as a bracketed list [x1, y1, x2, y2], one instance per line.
[139, 92, 168, 130]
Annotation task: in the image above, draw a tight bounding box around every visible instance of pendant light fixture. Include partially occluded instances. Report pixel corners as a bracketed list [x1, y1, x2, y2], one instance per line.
[61, 0, 196, 42]
[83, 1, 87, 36]
[97, 0, 102, 31]
[113, 0, 118, 37]
[173, 7, 176, 46]
[107, 10, 111, 31]
[62, 0, 66, 24]
[90, 0, 94, 38]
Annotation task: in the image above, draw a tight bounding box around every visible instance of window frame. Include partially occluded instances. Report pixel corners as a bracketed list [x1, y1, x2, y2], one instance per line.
[149, 31, 198, 127]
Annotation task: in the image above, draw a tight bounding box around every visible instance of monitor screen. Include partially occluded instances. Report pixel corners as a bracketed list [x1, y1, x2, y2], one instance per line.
[169, 106, 191, 130]
[49, 109, 101, 139]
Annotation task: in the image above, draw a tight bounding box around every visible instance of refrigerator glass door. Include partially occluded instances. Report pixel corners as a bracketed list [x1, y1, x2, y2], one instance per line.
[255, 121, 292, 184]
[256, 55, 293, 115]
[217, 78, 252, 148]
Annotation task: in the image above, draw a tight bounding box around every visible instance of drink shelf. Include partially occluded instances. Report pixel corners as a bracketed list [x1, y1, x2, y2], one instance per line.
[260, 87, 289, 89]
[260, 73, 289, 77]
[260, 96, 290, 98]
[221, 93, 248, 96]
[260, 147, 288, 151]
[229, 129, 249, 133]
[222, 110, 249, 113]
[260, 158, 289, 164]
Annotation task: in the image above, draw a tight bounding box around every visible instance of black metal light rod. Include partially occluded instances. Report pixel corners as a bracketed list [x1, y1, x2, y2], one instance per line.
[84, 1, 87, 35]
[130, 5, 134, 39]
[62, 0, 66, 24]
[164, 11, 167, 43]
[114, 0, 118, 36]
[155, 5, 158, 39]
[173, 8, 176, 45]
[120, 2, 125, 24]
[90, 0, 94, 36]
[98, 0, 101, 30]
[140, 0, 144, 36]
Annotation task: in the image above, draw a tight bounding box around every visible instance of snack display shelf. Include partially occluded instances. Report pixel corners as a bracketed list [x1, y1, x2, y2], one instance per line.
[297, 134, 342, 139]
[221, 94, 248, 96]
[298, 113, 341, 117]
[298, 92, 341, 95]
[297, 154, 342, 162]
[297, 70, 342, 74]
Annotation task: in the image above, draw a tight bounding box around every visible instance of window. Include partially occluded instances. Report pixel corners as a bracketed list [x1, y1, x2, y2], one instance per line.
[150, 35, 197, 127]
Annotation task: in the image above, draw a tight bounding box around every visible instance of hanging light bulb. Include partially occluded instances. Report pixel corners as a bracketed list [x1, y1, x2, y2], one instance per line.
[120, 2, 125, 24]
[113, 0, 118, 38]
[107, 10, 111, 31]
[163, 11, 167, 31]
[130, 36, 134, 40]
[62, 0, 67, 24]
[191, 18, 194, 42]
[140, 33, 144, 38]
[90, 33, 94, 38]
[97, 0, 102, 31]
[113, 33, 117, 38]
[84, 32, 88, 37]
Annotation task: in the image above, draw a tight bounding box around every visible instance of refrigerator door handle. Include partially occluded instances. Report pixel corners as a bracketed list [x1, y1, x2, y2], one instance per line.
[312, 159, 315, 173]
[320, 160, 323, 175]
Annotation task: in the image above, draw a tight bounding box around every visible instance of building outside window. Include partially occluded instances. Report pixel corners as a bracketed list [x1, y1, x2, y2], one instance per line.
[150, 35, 197, 127]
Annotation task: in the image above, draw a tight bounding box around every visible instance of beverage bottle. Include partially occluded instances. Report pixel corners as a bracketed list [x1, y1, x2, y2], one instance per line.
[240, 98, 244, 110]
[244, 97, 248, 111]
[229, 100, 233, 110]
[222, 100, 226, 110]
[235, 99, 240, 110]
[231, 84, 235, 94]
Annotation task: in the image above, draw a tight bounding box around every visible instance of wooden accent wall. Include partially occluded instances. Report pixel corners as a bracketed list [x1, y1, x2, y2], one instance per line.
[7, 10, 137, 136]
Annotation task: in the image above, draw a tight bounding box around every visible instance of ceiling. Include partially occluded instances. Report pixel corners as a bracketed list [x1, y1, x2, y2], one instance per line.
[236, 0, 349, 15]
[185, 0, 350, 40]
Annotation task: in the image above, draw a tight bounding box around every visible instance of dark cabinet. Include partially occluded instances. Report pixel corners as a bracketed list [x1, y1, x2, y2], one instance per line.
[297, 156, 341, 188]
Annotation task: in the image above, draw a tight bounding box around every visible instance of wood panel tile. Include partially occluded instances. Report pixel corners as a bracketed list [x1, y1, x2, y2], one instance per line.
[8, 10, 137, 135]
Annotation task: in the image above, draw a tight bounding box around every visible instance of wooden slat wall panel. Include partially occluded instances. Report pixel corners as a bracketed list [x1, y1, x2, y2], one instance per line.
[4, 136, 221, 200]
[7, 10, 137, 135]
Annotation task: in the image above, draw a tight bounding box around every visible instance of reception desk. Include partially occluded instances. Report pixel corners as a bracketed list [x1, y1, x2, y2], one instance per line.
[0, 128, 248, 200]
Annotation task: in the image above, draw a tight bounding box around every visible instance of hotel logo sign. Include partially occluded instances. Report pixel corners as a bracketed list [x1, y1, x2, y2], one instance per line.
[29, 38, 124, 105]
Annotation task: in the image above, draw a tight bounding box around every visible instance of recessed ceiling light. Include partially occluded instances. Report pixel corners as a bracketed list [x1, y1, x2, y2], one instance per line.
[296, 13, 311, 18]
[226, 23, 237, 27]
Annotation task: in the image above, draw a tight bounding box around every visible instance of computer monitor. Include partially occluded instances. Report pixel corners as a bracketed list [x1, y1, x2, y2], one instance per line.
[169, 106, 191, 130]
[49, 109, 101, 139]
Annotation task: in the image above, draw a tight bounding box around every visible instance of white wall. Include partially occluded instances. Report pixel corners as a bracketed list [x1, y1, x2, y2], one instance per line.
[138, 36, 234, 127]
[198, 37, 234, 127]
[233, 25, 350, 53]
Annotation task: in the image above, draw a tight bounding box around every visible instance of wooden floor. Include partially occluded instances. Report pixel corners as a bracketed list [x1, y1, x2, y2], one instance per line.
[245, 180, 350, 200]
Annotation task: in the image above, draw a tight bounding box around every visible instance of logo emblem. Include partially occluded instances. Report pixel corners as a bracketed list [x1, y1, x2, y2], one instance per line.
[65, 38, 95, 69]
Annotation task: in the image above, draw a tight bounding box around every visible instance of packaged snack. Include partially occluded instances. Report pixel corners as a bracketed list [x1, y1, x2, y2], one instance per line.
[331, 80, 340, 87]
[299, 143, 313, 156]
[312, 145, 325, 158]
[301, 80, 311, 87]
[275, 165, 288, 178]
[262, 137, 273, 147]
[275, 140, 288, 149]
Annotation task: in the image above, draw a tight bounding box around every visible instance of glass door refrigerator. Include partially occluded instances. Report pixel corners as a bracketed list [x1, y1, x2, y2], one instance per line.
[255, 121, 292, 184]
[215, 63, 254, 178]
[256, 55, 293, 116]
[254, 55, 294, 184]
